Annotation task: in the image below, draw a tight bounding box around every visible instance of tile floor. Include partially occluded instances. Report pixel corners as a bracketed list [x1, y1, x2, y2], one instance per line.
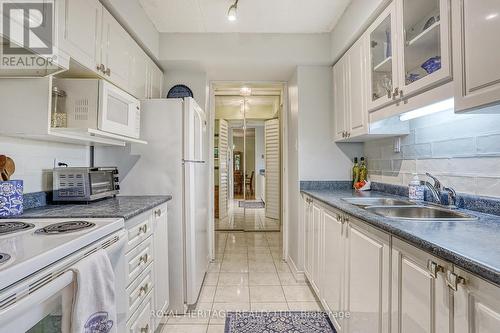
[160, 231, 322, 333]
[215, 199, 281, 231]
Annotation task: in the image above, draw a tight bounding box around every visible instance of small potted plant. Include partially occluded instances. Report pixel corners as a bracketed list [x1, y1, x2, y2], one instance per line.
[0, 156, 23, 217]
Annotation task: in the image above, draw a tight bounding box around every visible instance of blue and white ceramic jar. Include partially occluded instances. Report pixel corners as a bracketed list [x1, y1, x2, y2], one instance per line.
[0, 180, 24, 217]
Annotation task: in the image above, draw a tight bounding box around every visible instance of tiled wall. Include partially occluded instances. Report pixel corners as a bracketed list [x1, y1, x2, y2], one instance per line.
[364, 108, 500, 198]
[0, 136, 89, 193]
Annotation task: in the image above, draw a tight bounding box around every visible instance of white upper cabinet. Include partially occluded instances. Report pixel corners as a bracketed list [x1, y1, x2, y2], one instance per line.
[453, 267, 500, 333]
[130, 43, 149, 100]
[396, 0, 452, 98]
[150, 61, 163, 99]
[367, 2, 399, 111]
[58, 0, 102, 73]
[453, 0, 500, 113]
[347, 36, 369, 138]
[332, 55, 348, 141]
[101, 9, 133, 91]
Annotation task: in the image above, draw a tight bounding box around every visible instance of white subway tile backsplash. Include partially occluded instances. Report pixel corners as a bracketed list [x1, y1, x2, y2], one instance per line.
[364, 109, 500, 198]
[0, 136, 89, 193]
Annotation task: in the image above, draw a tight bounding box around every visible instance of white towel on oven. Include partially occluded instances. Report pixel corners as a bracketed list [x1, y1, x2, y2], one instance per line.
[67, 249, 118, 333]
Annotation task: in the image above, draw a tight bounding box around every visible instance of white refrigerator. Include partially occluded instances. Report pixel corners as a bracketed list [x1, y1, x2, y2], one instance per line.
[96, 97, 209, 313]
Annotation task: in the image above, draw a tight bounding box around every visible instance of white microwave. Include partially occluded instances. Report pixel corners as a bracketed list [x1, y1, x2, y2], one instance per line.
[53, 78, 141, 139]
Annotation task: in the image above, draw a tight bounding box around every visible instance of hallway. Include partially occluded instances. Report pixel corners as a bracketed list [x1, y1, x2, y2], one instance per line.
[215, 200, 280, 231]
[162, 231, 321, 332]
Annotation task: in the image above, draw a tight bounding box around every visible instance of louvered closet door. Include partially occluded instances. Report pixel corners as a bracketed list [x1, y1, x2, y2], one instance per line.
[265, 119, 280, 220]
[218, 119, 229, 220]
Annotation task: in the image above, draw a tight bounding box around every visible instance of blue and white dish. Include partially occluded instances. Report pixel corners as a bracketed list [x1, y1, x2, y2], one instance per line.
[421, 56, 441, 74]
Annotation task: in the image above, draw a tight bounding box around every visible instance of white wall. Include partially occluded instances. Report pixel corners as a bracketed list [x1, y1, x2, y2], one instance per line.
[163, 69, 209, 111]
[330, 0, 389, 62]
[297, 66, 362, 181]
[0, 136, 89, 193]
[101, 0, 160, 59]
[159, 33, 332, 81]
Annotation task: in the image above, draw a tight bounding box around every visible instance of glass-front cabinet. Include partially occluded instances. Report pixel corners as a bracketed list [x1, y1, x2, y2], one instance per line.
[398, 0, 451, 96]
[366, 0, 451, 111]
[367, 3, 398, 111]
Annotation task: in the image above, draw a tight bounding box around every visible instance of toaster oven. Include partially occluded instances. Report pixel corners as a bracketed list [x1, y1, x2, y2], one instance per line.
[52, 167, 120, 202]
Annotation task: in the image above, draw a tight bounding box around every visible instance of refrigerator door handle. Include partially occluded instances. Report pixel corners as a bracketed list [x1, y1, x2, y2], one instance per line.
[182, 160, 206, 164]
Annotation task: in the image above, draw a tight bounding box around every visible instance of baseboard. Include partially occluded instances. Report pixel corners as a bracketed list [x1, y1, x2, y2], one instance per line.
[287, 256, 306, 282]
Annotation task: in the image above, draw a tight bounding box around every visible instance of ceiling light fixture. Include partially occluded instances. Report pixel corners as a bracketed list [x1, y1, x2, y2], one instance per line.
[227, 0, 239, 22]
[240, 87, 252, 96]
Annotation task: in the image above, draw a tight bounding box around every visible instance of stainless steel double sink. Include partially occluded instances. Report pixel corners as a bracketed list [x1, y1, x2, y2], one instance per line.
[343, 197, 478, 221]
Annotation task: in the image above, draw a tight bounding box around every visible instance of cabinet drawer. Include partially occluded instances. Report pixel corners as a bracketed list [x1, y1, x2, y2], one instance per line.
[126, 236, 153, 285]
[127, 293, 153, 333]
[127, 262, 154, 318]
[127, 216, 153, 252]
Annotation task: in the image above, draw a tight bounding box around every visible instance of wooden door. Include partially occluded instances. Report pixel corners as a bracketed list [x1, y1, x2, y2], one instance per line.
[264, 119, 280, 220]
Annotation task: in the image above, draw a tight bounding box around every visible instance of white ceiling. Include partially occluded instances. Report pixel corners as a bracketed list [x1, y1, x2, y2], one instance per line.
[139, 0, 352, 33]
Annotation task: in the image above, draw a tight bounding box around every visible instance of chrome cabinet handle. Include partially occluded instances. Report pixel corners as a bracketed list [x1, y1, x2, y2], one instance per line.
[104, 67, 111, 76]
[386, 89, 392, 99]
[96, 64, 105, 72]
[154, 209, 162, 217]
[392, 87, 400, 100]
[446, 271, 466, 291]
[139, 283, 149, 296]
[399, 88, 404, 98]
[139, 254, 149, 265]
[139, 225, 148, 234]
[427, 260, 444, 279]
[141, 324, 149, 333]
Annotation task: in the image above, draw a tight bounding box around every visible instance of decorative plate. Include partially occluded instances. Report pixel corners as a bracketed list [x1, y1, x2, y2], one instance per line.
[167, 85, 194, 99]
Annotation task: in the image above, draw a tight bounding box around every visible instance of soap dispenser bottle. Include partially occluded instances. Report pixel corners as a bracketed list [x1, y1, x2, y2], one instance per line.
[409, 174, 425, 201]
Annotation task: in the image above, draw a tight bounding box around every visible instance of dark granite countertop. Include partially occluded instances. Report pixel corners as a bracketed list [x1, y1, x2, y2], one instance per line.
[301, 188, 500, 286]
[4, 196, 172, 221]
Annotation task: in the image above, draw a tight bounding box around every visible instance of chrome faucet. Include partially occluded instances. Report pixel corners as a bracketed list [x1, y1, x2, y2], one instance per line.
[443, 187, 458, 208]
[425, 173, 442, 203]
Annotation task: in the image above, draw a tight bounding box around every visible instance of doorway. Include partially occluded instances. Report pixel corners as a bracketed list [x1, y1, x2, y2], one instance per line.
[213, 83, 283, 232]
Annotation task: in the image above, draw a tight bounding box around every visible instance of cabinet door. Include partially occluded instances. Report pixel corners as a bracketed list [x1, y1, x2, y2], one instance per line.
[453, 0, 500, 112]
[101, 8, 133, 91]
[58, 0, 102, 72]
[367, 2, 399, 111]
[397, 0, 452, 98]
[332, 56, 348, 141]
[391, 239, 451, 333]
[129, 44, 149, 99]
[150, 62, 163, 99]
[453, 267, 500, 333]
[323, 210, 345, 332]
[345, 217, 390, 333]
[302, 196, 312, 280]
[310, 203, 322, 294]
[152, 205, 169, 329]
[347, 36, 369, 138]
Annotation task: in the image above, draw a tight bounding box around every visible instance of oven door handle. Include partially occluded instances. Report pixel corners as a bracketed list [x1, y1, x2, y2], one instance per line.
[0, 271, 74, 324]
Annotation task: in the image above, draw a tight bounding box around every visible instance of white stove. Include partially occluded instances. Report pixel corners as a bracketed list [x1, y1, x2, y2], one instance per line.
[0, 217, 127, 332]
[0, 217, 124, 291]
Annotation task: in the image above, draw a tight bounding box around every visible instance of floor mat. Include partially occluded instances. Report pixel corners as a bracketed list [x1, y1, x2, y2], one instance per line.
[238, 201, 265, 209]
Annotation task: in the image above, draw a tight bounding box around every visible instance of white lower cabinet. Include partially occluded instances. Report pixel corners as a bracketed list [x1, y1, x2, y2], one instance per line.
[345, 218, 390, 333]
[453, 267, 500, 333]
[391, 238, 452, 333]
[301, 195, 500, 333]
[322, 209, 345, 332]
[125, 203, 169, 332]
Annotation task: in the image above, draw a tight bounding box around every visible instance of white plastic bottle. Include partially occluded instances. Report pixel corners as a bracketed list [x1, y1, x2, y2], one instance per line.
[408, 174, 425, 201]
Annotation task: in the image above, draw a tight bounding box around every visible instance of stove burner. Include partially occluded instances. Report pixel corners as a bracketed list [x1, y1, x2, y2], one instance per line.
[0, 222, 35, 235]
[35, 221, 96, 235]
[0, 253, 10, 264]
